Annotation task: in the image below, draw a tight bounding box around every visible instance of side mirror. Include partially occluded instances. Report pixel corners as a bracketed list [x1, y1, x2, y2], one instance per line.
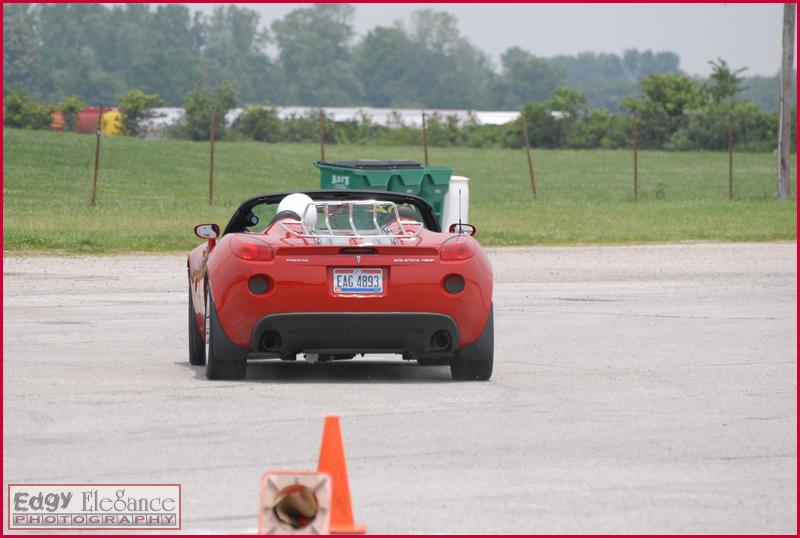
[194, 223, 220, 240]
[449, 223, 477, 236]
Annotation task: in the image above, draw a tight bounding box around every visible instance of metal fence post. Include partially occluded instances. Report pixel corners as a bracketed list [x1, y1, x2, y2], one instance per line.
[91, 104, 103, 206]
[208, 111, 216, 206]
[422, 112, 429, 166]
[319, 111, 326, 162]
[728, 112, 734, 200]
[633, 113, 639, 202]
[521, 112, 538, 201]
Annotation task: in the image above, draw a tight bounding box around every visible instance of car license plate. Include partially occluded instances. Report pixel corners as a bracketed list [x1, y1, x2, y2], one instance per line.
[333, 268, 383, 294]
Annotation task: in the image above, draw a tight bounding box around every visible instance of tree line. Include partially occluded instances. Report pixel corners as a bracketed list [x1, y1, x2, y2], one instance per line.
[229, 64, 792, 152]
[5, 65, 792, 153]
[2, 3, 787, 112]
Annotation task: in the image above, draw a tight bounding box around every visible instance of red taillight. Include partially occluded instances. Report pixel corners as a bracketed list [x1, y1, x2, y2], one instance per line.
[230, 235, 274, 261]
[440, 236, 476, 261]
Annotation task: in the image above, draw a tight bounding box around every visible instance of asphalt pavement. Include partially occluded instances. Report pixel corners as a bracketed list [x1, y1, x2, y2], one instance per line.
[3, 243, 796, 533]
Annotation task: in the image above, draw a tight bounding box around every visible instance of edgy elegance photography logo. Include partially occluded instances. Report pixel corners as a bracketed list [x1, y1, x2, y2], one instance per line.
[8, 484, 181, 530]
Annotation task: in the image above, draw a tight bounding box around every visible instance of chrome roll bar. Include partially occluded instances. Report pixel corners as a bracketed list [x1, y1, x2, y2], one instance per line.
[278, 200, 421, 241]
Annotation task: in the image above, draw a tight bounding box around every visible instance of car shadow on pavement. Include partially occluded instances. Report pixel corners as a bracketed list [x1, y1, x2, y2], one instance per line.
[177, 360, 455, 384]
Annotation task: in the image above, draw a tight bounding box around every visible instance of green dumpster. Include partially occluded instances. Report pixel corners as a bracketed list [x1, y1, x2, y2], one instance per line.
[315, 160, 453, 226]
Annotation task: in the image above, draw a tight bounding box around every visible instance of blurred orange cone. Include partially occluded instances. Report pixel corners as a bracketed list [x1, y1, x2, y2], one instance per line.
[317, 415, 367, 534]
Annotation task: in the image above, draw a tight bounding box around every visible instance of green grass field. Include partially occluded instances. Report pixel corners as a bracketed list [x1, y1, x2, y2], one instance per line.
[3, 128, 796, 253]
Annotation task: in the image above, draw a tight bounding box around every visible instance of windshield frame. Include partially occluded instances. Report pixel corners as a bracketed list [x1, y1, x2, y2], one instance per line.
[223, 190, 440, 235]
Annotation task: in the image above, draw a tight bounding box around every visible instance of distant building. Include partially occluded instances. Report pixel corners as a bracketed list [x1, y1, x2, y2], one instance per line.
[140, 106, 523, 137]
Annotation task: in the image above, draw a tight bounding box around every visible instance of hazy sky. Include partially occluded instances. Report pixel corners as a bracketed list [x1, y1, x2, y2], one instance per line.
[186, 3, 793, 77]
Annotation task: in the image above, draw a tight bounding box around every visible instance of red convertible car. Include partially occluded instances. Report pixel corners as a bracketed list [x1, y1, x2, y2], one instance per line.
[187, 190, 493, 381]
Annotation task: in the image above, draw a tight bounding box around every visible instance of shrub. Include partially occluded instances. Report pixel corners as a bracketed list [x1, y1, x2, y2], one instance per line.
[178, 83, 237, 141]
[666, 101, 775, 151]
[55, 96, 86, 131]
[279, 111, 320, 143]
[599, 114, 631, 149]
[118, 90, 165, 136]
[3, 89, 51, 129]
[566, 109, 615, 149]
[499, 104, 558, 149]
[234, 106, 282, 142]
[426, 115, 464, 147]
[327, 112, 388, 145]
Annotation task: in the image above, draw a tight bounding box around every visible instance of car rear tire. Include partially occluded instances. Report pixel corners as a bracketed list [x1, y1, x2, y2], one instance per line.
[205, 288, 247, 380]
[450, 305, 494, 381]
[188, 286, 205, 365]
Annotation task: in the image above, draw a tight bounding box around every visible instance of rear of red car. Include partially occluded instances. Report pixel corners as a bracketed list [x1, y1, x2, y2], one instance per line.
[188, 190, 494, 381]
[205, 230, 492, 360]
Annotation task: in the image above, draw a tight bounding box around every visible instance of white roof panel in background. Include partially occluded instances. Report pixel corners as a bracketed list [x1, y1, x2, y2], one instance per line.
[141, 106, 522, 130]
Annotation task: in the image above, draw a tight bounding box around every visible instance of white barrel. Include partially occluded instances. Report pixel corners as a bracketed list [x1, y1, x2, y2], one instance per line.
[441, 175, 470, 232]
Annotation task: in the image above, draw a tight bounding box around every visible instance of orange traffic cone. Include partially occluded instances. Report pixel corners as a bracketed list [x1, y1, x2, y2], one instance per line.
[317, 415, 367, 534]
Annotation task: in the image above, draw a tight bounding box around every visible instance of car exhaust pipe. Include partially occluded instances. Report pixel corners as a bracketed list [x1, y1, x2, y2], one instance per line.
[430, 330, 452, 351]
[260, 331, 282, 351]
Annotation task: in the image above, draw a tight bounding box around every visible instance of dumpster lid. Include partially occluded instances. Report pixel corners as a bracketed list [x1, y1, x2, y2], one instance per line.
[318, 160, 422, 170]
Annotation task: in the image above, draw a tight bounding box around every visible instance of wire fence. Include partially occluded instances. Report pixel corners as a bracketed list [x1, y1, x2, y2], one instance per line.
[84, 108, 791, 207]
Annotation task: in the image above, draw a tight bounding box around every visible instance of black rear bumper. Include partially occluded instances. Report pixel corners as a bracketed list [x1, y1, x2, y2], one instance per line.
[249, 312, 460, 355]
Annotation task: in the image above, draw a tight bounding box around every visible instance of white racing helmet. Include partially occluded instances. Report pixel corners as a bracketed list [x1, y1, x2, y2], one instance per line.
[277, 193, 317, 230]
